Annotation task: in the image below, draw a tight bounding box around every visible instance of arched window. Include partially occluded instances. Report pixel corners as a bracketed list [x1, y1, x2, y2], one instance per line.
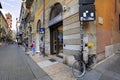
[37, 20, 41, 33]
[50, 3, 63, 20]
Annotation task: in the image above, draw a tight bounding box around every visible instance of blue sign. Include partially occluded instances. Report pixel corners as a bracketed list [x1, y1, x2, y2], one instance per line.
[40, 28, 45, 34]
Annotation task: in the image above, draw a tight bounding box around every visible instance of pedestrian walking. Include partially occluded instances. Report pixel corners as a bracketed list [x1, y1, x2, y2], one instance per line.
[0, 42, 2, 47]
[31, 41, 36, 56]
[24, 40, 28, 52]
[17, 39, 21, 47]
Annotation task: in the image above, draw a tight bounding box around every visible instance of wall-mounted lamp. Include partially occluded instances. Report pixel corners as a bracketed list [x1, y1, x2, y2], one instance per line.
[63, 5, 70, 12]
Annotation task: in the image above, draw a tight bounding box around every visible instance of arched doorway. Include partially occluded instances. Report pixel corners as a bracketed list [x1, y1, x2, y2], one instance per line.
[49, 3, 63, 55]
[36, 19, 41, 53]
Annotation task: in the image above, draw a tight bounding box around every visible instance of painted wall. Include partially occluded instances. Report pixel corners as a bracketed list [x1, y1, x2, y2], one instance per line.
[96, 0, 120, 56]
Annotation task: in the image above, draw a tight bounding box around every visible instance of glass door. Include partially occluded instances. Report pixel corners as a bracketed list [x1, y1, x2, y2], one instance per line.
[51, 26, 63, 54]
[53, 30, 57, 53]
[58, 26, 63, 53]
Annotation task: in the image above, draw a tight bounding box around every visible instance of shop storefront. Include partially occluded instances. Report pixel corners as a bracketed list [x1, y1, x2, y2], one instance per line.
[48, 3, 63, 55]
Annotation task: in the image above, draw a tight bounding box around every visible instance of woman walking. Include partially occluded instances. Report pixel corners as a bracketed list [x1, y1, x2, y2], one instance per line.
[31, 41, 36, 56]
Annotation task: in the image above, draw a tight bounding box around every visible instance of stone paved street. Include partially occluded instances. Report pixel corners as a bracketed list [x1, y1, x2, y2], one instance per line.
[0, 44, 52, 80]
[79, 53, 120, 80]
[1, 44, 120, 80]
[29, 49, 120, 80]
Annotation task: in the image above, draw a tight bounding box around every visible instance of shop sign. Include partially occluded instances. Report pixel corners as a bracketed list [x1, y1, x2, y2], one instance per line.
[79, 5, 95, 21]
[40, 28, 45, 34]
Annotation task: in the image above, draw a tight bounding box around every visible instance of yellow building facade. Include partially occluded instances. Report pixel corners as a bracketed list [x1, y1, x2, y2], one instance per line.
[0, 11, 8, 42]
[29, 0, 96, 65]
[26, 0, 120, 65]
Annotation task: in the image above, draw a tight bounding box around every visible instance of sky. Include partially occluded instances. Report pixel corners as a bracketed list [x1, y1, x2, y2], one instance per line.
[0, 0, 22, 31]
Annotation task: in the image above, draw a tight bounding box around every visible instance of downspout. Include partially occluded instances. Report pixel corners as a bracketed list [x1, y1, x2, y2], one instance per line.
[43, 0, 46, 56]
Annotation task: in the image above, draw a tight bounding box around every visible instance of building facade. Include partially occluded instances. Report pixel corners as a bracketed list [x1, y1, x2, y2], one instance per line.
[0, 11, 9, 42]
[96, 0, 120, 61]
[43, 0, 96, 65]
[5, 13, 12, 29]
[25, 0, 34, 48]
[22, 0, 120, 66]
[24, 0, 96, 65]
[17, 0, 26, 43]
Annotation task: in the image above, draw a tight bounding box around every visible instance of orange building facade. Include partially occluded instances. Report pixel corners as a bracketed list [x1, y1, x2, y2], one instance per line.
[5, 13, 12, 28]
[96, 0, 120, 61]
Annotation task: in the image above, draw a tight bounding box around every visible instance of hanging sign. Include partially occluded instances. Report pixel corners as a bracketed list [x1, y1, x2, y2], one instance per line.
[79, 5, 95, 22]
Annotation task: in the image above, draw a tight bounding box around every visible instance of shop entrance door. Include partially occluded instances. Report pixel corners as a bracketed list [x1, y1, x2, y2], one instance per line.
[51, 26, 63, 55]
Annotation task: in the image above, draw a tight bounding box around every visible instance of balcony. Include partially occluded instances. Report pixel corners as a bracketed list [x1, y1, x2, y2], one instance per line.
[24, 13, 31, 27]
[26, 0, 34, 9]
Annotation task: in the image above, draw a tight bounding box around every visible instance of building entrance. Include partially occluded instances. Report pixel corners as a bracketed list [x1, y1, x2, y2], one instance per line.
[49, 3, 63, 55]
[50, 23, 63, 55]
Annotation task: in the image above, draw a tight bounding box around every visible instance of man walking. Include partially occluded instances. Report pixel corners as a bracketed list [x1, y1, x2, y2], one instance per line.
[25, 40, 28, 52]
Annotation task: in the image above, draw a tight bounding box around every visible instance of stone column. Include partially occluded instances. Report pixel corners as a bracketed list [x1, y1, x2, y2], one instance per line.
[35, 33, 40, 53]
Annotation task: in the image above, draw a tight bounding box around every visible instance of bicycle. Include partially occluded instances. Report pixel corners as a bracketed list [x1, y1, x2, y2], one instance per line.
[72, 52, 86, 78]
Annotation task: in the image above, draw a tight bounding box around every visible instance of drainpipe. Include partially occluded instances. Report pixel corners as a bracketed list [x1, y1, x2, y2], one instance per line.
[43, 0, 46, 56]
[79, 8, 88, 64]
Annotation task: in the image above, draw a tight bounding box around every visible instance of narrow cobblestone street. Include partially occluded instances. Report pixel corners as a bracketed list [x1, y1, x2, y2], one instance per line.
[0, 44, 51, 80]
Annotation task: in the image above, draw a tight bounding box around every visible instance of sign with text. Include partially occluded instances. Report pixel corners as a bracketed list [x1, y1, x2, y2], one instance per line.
[79, 5, 95, 22]
[40, 28, 45, 34]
